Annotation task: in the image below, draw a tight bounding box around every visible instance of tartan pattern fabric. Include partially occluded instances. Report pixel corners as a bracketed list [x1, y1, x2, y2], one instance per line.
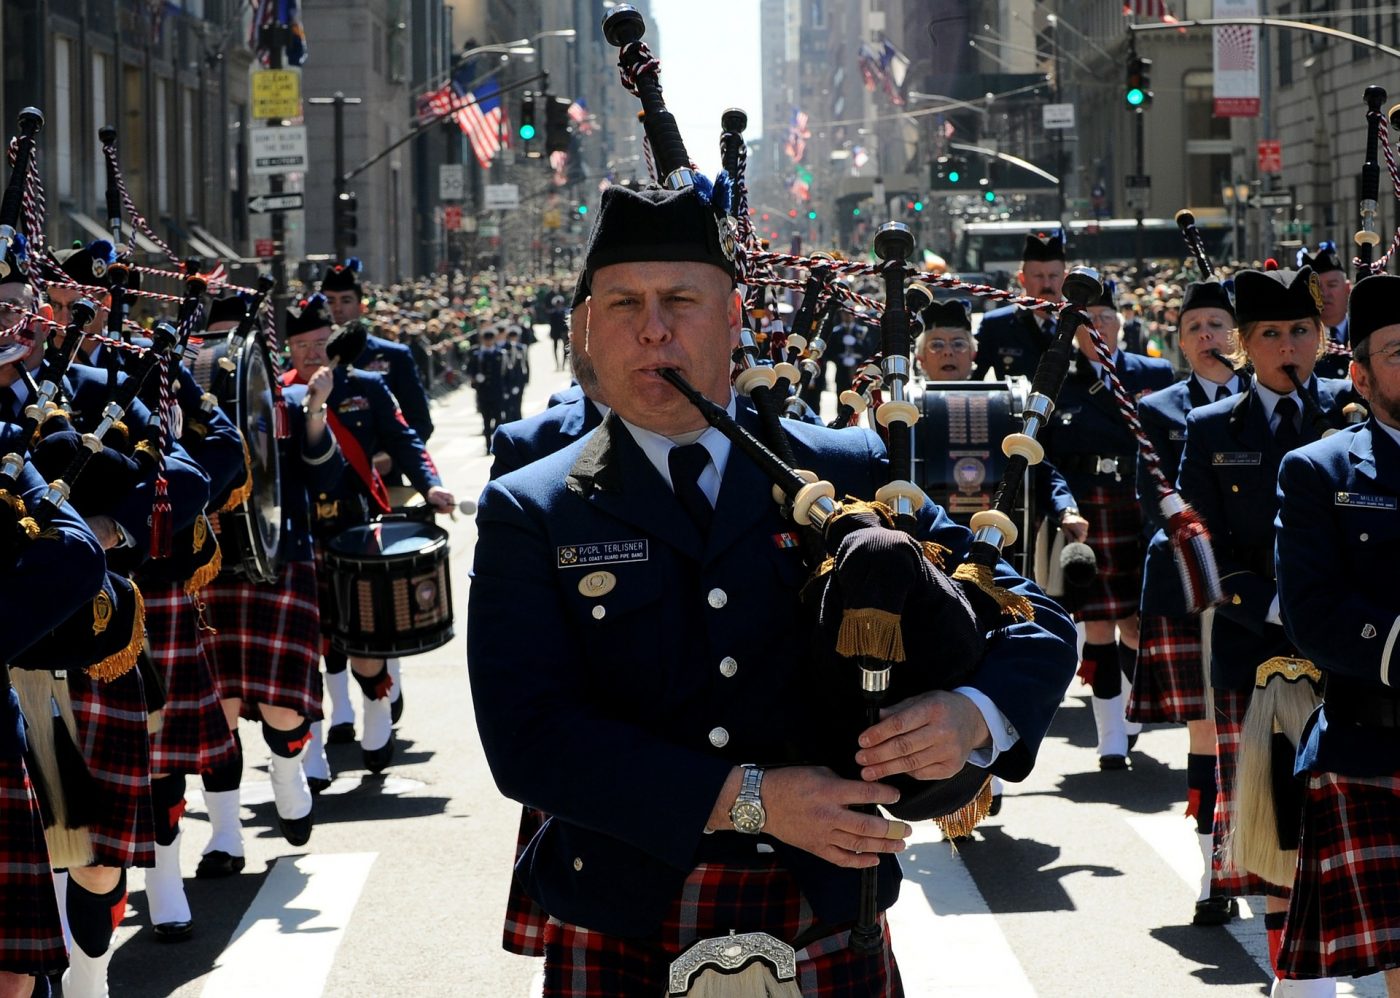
[1076, 482, 1146, 622]
[68, 666, 155, 869]
[200, 560, 324, 721]
[1280, 770, 1400, 980]
[0, 692, 67, 975]
[1211, 686, 1289, 899]
[144, 584, 237, 776]
[502, 806, 549, 956]
[1128, 612, 1208, 723]
[539, 861, 903, 997]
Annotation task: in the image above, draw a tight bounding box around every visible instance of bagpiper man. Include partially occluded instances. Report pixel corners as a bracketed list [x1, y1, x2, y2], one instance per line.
[1131, 279, 1244, 926]
[467, 181, 1078, 996]
[971, 232, 1068, 380]
[1274, 272, 1400, 995]
[1299, 244, 1352, 381]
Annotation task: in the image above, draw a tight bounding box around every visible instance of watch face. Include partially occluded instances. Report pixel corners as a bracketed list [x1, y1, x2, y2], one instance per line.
[731, 800, 765, 834]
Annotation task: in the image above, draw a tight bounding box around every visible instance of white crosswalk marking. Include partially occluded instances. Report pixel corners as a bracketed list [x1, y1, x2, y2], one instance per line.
[199, 852, 377, 998]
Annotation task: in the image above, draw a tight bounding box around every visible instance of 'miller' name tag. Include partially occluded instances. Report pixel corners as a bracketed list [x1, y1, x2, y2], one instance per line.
[1335, 492, 1399, 510]
[1169, 430, 1186, 442]
[557, 540, 649, 569]
[1212, 452, 1262, 466]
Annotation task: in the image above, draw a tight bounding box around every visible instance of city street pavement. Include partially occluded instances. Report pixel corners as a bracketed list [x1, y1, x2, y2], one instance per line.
[104, 335, 1385, 997]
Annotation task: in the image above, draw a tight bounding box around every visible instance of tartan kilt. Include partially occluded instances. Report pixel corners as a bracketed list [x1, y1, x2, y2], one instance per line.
[502, 806, 549, 957]
[1210, 686, 1288, 899]
[1279, 771, 1400, 980]
[1127, 613, 1208, 724]
[144, 584, 237, 776]
[1077, 482, 1145, 623]
[68, 666, 155, 869]
[540, 861, 903, 997]
[0, 688, 66, 975]
[200, 560, 324, 722]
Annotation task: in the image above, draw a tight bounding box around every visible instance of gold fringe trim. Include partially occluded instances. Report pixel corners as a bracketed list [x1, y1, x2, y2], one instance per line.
[184, 542, 223, 594]
[40, 407, 73, 429]
[108, 419, 128, 441]
[18, 517, 40, 540]
[950, 562, 1036, 621]
[85, 583, 146, 681]
[936, 776, 994, 841]
[219, 440, 255, 513]
[0, 489, 26, 517]
[922, 541, 951, 571]
[835, 607, 905, 662]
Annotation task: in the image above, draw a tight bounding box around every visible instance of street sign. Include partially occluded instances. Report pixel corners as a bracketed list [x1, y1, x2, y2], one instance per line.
[1042, 103, 1076, 130]
[483, 183, 520, 211]
[1257, 139, 1282, 175]
[1124, 174, 1151, 213]
[479, 219, 500, 238]
[443, 205, 462, 231]
[251, 70, 301, 120]
[1254, 191, 1292, 209]
[246, 191, 305, 215]
[250, 126, 308, 176]
[255, 238, 277, 259]
[439, 164, 465, 201]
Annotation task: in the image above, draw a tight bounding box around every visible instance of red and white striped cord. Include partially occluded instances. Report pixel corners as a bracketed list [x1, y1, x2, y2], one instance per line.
[102, 140, 180, 265]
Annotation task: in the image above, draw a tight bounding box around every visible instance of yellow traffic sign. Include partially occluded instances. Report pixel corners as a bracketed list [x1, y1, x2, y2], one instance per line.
[252, 70, 301, 119]
[542, 209, 562, 230]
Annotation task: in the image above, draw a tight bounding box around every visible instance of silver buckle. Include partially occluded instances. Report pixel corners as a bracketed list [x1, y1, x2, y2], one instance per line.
[667, 930, 798, 995]
[1096, 456, 1119, 476]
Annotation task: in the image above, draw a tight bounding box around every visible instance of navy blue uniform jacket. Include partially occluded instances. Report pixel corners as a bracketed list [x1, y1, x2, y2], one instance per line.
[1136, 376, 1241, 617]
[324, 368, 439, 500]
[490, 392, 604, 481]
[278, 382, 348, 562]
[972, 306, 1053, 380]
[1277, 420, 1400, 777]
[358, 331, 434, 443]
[1176, 377, 1351, 691]
[468, 409, 1078, 937]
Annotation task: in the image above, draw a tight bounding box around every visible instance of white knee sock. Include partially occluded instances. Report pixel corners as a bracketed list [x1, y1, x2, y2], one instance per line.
[1090, 694, 1129, 757]
[202, 789, 245, 857]
[267, 745, 312, 821]
[146, 833, 191, 925]
[1270, 977, 1336, 997]
[1122, 671, 1143, 738]
[63, 944, 115, 998]
[325, 668, 354, 727]
[303, 722, 331, 782]
[361, 691, 393, 753]
[387, 658, 402, 705]
[1197, 831, 1215, 902]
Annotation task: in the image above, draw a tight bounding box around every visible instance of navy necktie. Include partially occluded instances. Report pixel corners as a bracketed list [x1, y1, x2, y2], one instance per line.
[1274, 397, 1301, 451]
[668, 443, 713, 538]
[1216, 384, 1230, 402]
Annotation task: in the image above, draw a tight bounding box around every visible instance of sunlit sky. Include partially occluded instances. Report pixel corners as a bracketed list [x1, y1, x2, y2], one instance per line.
[648, 0, 764, 178]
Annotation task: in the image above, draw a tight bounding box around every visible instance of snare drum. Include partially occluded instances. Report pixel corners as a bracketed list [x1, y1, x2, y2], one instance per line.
[323, 518, 454, 657]
[913, 378, 1035, 576]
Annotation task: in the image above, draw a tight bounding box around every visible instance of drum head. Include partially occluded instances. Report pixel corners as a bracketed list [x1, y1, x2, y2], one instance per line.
[329, 520, 447, 559]
[239, 344, 283, 578]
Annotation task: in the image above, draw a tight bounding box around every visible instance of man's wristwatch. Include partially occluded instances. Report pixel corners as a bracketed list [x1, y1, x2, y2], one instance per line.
[728, 764, 767, 834]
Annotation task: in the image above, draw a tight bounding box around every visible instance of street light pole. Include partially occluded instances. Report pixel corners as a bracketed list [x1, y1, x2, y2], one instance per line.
[307, 93, 363, 264]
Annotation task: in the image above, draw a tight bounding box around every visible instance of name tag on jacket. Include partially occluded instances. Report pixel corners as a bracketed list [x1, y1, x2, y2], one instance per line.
[1212, 452, 1262, 466]
[1335, 492, 1399, 510]
[557, 540, 649, 568]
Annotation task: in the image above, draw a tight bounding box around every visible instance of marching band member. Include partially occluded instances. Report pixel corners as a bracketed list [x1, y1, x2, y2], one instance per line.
[1042, 283, 1175, 769]
[1274, 273, 1400, 995]
[1131, 279, 1244, 925]
[1176, 265, 1349, 996]
[467, 182, 1078, 995]
[971, 232, 1068, 380]
[1298, 244, 1352, 380]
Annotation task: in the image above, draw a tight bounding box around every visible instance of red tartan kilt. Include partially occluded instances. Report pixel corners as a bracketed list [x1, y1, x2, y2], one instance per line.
[1077, 483, 1145, 623]
[1211, 687, 1288, 899]
[1280, 770, 1400, 980]
[0, 689, 66, 975]
[502, 807, 548, 956]
[540, 861, 902, 997]
[1128, 613, 1208, 723]
[68, 666, 155, 869]
[144, 584, 237, 776]
[200, 560, 324, 722]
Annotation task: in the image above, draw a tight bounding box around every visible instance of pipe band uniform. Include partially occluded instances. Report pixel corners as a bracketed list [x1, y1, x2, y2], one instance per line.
[467, 11, 1077, 994]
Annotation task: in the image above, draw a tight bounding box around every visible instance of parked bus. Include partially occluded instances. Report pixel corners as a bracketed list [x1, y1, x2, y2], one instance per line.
[956, 217, 1234, 276]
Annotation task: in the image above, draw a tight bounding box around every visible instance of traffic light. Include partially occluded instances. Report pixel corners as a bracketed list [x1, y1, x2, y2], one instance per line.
[983, 190, 997, 204]
[576, 204, 588, 216]
[519, 94, 537, 141]
[932, 155, 969, 190]
[545, 96, 572, 155]
[334, 191, 358, 247]
[913, 200, 924, 212]
[1125, 55, 1153, 109]
[807, 210, 817, 220]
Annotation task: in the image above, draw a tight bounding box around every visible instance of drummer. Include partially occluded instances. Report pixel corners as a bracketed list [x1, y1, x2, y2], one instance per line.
[283, 294, 454, 776]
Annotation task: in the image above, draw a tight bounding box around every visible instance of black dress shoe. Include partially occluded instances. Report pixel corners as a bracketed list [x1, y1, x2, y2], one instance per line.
[153, 919, 194, 942]
[1099, 753, 1128, 771]
[362, 735, 395, 775]
[390, 690, 404, 725]
[195, 851, 246, 879]
[1192, 896, 1238, 926]
[278, 813, 313, 847]
[307, 775, 332, 795]
[327, 722, 356, 744]
[987, 793, 1003, 817]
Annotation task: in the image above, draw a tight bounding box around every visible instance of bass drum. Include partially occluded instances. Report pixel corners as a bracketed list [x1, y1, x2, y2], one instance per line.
[913, 378, 1034, 577]
[192, 333, 283, 583]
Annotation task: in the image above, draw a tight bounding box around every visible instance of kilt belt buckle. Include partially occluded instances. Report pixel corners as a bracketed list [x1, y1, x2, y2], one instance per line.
[667, 930, 800, 997]
[315, 500, 341, 519]
[1254, 655, 1323, 689]
[1095, 456, 1121, 478]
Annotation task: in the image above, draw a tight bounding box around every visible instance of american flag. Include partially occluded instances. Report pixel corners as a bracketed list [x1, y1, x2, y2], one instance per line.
[1122, 0, 1179, 22]
[549, 149, 569, 187]
[1216, 25, 1256, 70]
[451, 64, 509, 169]
[784, 108, 810, 163]
[416, 84, 457, 127]
[568, 99, 594, 135]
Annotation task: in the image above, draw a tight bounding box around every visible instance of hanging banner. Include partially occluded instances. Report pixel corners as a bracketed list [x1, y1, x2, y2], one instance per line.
[1213, 0, 1260, 117]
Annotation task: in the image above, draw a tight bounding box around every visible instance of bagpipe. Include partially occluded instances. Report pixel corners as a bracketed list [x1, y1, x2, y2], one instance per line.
[601, 3, 1106, 977]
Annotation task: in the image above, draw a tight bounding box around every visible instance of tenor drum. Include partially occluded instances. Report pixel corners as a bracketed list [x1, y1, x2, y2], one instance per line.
[192, 333, 283, 583]
[323, 518, 454, 657]
[914, 378, 1034, 576]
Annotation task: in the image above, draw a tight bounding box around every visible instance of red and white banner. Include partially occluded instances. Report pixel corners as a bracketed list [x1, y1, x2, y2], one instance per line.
[1213, 0, 1260, 117]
